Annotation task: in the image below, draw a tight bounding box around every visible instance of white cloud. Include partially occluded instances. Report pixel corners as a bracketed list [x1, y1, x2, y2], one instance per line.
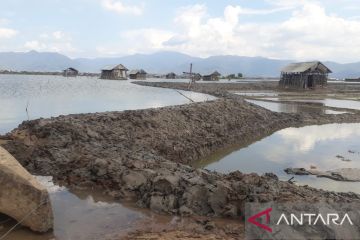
[101, 0, 144, 16]
[24, 31, 77, 55]
[278, 124, 360, 152]
[93, 1, 360, 62]
[0, 18, 10, 25]
[97, 28, 174, 56]
[53, 31, 66, 40]
[0, 27, 17, 39]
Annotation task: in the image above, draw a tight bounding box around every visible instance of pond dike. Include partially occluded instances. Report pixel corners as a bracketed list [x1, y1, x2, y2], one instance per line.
[2, 98, 360, 219]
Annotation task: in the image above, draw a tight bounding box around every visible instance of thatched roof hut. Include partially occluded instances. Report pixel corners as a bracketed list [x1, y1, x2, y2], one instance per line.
[63, 67, 78, 77]
[203, 71, 221, 81]
[166, 72, 176, 79]
[279, 61, 331, 89]
[100, 64, 128, 80]
[129, 69, 147, 80]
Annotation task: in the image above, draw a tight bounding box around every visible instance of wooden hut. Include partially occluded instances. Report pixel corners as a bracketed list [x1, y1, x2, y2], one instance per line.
[100, 64, 128, 80]
[63, 67, 78, 77]
[279, 61, 331, 89]
[166, 72, 176, 79]
[129, 69, 147, 80]
[203, 71, 221, 81]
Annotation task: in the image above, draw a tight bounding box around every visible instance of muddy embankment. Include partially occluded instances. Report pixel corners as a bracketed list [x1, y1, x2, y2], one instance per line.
[135, 81, 279, 98]
[2, 92, 360, 222]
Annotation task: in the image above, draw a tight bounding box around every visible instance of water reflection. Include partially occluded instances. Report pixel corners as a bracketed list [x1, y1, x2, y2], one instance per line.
[253, 97, 360, 112]
[232, 91, 278, 97]
[196, 123, 360, 194]
[0, 176, 173, 240]
[0, 75, 216, 134]
[245, 99, 330, 114]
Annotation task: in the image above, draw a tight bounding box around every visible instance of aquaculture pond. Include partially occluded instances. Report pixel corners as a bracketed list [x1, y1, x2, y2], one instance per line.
[0, 176, 175, 240]
[0, 75, 216, 134]
[245, 99, 349, 114]
[194, 123, 360, 194]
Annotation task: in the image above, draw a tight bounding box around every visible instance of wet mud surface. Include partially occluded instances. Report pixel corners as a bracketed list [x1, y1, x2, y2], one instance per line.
[1, 81, 360, 239]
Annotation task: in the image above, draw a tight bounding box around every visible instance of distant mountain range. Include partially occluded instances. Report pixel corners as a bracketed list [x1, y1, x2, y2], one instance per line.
[0, 50, 359, 79]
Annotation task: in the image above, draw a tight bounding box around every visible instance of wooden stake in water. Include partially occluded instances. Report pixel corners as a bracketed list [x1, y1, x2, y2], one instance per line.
[25, 100, 30, 120]
[183, 63, 196, 90]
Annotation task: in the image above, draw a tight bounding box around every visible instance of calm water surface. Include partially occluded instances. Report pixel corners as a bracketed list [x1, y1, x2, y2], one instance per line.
[245, 99, 348, 114]
[0, 176, 174, 240]
[0, 75, 216, 134]
[248, 97, 360, 112]
[195, 123, 360, 194]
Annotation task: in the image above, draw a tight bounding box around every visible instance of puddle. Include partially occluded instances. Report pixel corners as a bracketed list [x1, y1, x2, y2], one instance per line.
[0, 75, 216, 134]
[194, 123, 360, 194]
[245, 99, 335, 114]
[231, 91, 278, 97]
[290, 98, 360, 111]
[246, 99, 350, 114]
[255, 97, 360, 111]
[0, 176, 174, 240]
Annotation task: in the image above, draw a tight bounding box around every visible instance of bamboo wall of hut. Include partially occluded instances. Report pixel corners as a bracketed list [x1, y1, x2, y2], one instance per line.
[279, 61, 331, 89]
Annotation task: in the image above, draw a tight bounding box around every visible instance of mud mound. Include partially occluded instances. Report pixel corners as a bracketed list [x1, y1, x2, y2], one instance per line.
[2, 99, 360, 219]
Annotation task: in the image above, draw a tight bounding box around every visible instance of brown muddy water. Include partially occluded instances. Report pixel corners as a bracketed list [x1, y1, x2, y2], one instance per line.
[194, 123, 360, 194]
[0, 176, 176, 240]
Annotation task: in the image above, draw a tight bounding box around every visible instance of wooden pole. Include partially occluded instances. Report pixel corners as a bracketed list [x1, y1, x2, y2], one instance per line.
[187, 63, 194, 90]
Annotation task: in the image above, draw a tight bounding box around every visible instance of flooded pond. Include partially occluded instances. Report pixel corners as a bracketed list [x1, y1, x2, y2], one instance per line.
[245, 99, 348, 114]
[247, 97, 360, 112]
[0, 176, 174, 240]
[194, 123, 360, 194]
[0, 75, 216, 134]
[232, 91, 278, 97]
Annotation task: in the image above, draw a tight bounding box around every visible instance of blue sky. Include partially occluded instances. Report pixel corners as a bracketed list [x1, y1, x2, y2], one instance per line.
[0, 0, 360, 62]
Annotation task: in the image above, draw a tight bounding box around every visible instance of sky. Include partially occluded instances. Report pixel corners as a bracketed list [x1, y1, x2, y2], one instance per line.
[0, 0, 360, 62]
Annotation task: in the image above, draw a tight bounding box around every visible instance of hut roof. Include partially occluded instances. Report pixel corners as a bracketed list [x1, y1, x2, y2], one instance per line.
[102, 64, 128, 71]
[64, 67, 78, 71]
[212, 71, 221, 76]
[129, 69, 147, 75]
[281, 61, 332, 74]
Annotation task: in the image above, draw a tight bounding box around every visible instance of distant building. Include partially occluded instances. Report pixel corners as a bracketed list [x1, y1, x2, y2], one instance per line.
[129, 69, 147, 80]
[63, 68, 78, 77]
[203, 71, 221, 81]
[193, 73, 202, 81]
[166, 72, 176, 79]
[279, 61, 331, 89]
[100, 64, 128, 80]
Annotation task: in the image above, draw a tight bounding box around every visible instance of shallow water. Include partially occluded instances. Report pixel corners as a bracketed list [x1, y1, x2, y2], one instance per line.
[292, 98, 360, 111]
[246, 99, 351, 114]
[195, 123, 360, 194]
[0, 75, 216, 134]
[232, 91, 278, 97]
[254, 97, 360, 111]
[0, 176, 174, 240]
[245, 99, 347, 114]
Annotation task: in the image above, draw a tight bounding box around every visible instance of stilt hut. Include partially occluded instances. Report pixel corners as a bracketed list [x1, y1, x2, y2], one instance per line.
[193, 73, 202, 81]
[203, 71, 221, 81]
[100, 64, 128, 80]
[279, 61, 331, 89]
[63, 68, 78, 77]
[166, 72, 176, 79]
[129, 69, 147, 80]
